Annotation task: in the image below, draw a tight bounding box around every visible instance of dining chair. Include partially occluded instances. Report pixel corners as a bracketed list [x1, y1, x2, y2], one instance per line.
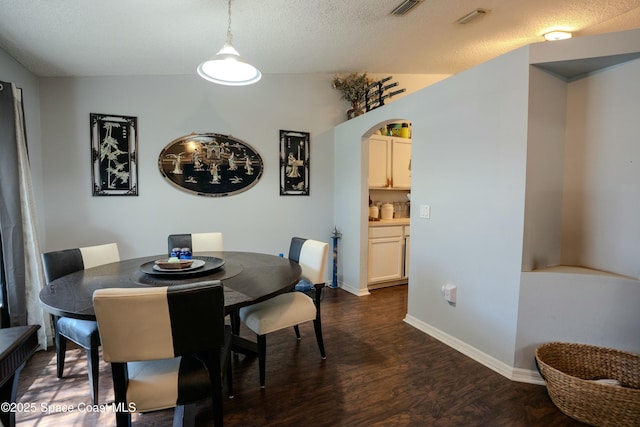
[239, 237, 329, 388]
[93, 281, 231, 427]
[167, 232, 224, 255]
[41, 242, 120, 405]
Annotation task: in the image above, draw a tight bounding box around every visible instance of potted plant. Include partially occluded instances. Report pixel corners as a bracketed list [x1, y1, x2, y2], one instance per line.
[332, 73, 375, 119]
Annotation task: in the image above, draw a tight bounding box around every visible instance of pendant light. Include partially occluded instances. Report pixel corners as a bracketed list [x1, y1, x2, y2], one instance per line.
[197, 0, 262, 86]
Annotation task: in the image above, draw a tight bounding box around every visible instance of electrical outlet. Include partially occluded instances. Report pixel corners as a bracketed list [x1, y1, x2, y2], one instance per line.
[441, 284, 457, 304]
[419, 204, 430, 219]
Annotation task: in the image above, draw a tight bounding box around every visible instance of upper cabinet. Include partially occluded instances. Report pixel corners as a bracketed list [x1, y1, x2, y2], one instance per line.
[368, 135, 411, 189]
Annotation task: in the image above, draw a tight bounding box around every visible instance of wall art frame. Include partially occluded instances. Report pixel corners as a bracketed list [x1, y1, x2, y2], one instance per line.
[90, 113, 138, 196]
[158, 132, 263, 197]
[279, 130, 310, 196]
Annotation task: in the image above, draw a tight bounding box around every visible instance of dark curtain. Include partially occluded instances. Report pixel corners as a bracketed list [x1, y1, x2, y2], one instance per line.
[0, 81, 27, 327]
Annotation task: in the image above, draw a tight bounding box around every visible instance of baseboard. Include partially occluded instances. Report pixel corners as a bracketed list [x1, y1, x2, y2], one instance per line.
[339, 281, 370, 296]
[403, 314, 544, 385]
[512, 367, 545, 385]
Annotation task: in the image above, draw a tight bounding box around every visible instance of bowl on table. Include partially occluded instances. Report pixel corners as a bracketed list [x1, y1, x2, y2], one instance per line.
[154, 259, 194, 270]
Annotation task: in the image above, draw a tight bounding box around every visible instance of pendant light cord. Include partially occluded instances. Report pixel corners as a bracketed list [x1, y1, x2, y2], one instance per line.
[226, 0, 233, 46]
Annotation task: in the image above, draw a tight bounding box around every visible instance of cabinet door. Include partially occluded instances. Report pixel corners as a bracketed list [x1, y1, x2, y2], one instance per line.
[391, 138, 411, 188]
[369, 136, 390, 188]
[404, 235, 410, 278]
[368, 236, 404, 283]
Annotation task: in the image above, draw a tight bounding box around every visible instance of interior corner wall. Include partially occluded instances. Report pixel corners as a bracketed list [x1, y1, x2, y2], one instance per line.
[561, 58, 640, 278]
[521, 66, 567, 272]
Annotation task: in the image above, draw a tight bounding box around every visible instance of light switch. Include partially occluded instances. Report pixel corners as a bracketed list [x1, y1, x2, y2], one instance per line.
[419, 204, 430, 219]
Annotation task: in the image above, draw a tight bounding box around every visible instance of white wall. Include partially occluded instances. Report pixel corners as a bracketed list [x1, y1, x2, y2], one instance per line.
[516, 268, 640, 371]
[38, 74, 341, 259]
[561, 58, 640, 278]
[405, 48, 531, 367]
[521, 66, 567, 271]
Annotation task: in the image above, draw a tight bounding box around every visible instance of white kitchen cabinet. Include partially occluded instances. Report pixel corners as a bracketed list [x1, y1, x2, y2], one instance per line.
[368, 223, 410, 288]
[392, 138, 411, 189]
[368, 225, 404, 284]
[368, 135, 390, 188]
[368, 135, 411, 189]
[403, 225, 410, 278]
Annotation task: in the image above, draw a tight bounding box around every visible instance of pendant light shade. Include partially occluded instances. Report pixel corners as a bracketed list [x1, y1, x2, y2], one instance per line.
[197, 0, 261, 86]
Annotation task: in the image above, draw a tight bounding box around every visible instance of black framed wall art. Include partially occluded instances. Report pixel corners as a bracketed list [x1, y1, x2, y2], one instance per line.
[280, 130, 310, 195]
[90, 113, 138, 196]
[158, 132, 263, 197]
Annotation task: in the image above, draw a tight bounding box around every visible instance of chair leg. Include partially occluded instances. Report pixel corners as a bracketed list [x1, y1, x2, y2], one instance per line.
[87, 346, 99, 405]
[313, 287, 326, 359]
[293, 325, 301, 340]
[257, 334, 266, 388]
[111, 363, 131, 427]
[230, 311, 240, 335]
[312, 318, 326, 359]
[55, 330, 67, 378]
[206, 352, 224, 427]
[226, 359, 234, 399]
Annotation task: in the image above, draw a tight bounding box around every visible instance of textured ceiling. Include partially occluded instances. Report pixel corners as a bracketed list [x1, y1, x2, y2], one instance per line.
[1, 0, 639, 78]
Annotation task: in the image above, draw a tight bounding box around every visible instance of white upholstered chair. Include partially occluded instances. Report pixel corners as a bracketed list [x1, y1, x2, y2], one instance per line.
[239, 237, 329, 388]
[167, 232, 224, 255]
[93, 281, 231, 427]
[41, 242, 120, 405]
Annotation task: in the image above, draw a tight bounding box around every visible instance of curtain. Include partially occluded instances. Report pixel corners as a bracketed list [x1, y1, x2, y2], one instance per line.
[0, 81, 52, 349]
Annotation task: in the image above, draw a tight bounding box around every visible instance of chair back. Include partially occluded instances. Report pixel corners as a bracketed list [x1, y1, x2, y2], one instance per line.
[93, 281, 225, 363]
[42, 243, 120, 283]
[168, 232, 224, 255]
[79, 243, 120, 269]
[288, 238, 329, 285]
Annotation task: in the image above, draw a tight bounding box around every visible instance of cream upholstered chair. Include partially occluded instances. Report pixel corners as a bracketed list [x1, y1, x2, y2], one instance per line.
[41, 242, 120, 405]
[167, 232, 224, 255]
[93, 281, 231, 427]
[239, 237, 329, 388]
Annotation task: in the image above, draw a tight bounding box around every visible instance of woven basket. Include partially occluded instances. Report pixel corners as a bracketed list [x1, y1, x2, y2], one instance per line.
[535, 342, 640, 427]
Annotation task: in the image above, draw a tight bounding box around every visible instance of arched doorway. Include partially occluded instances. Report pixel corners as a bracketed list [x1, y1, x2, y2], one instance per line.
[363, 120, 412, 292]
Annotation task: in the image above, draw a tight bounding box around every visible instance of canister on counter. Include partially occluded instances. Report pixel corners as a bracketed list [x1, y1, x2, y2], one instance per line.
[381, 203, 394, 220]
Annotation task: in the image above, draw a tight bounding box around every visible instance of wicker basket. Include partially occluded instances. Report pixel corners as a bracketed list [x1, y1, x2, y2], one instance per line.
[535, 342, 640, 427]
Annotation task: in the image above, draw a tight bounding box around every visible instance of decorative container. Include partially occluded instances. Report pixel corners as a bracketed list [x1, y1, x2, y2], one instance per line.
[535, 342, 640, 427]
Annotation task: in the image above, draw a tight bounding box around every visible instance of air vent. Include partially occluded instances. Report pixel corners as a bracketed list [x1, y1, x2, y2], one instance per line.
[391, 0, 422, 16]
[456, 8, 487, 24]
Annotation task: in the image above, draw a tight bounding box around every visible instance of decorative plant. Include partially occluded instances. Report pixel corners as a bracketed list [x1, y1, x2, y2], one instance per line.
[332, 72, 375, 119]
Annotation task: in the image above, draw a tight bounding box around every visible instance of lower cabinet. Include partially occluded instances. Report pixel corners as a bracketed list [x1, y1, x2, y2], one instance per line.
[368, 224, 409, 289]
[404, 225, 410, 279]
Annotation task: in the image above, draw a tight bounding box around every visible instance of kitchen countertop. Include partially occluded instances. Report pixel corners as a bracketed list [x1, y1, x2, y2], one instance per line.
[368, 218, 410, 226]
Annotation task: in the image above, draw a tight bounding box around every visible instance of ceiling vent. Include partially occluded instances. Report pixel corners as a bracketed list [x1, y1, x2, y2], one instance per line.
[391, 0, 422, 16]
[456, 8, 487, 24]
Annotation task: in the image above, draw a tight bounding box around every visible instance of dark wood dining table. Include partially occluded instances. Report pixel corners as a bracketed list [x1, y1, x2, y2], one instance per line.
[39, 251, 302, 319]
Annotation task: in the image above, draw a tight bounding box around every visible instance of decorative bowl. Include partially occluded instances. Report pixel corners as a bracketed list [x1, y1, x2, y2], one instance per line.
[154, 259, 194, 269]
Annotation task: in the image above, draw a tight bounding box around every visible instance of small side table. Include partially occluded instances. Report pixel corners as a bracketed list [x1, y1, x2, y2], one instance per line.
[0, 325, 40, 427]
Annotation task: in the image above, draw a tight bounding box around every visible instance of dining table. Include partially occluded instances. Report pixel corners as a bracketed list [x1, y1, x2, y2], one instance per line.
[39, 251, 302, 354]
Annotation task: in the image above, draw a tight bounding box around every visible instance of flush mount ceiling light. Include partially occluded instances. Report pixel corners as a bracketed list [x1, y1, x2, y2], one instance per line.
[197, 0, 261, 86]
[543, 31, 572, 41]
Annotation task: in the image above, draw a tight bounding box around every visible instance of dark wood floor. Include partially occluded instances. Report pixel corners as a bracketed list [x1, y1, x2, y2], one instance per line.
[16, 285, 586, 426]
